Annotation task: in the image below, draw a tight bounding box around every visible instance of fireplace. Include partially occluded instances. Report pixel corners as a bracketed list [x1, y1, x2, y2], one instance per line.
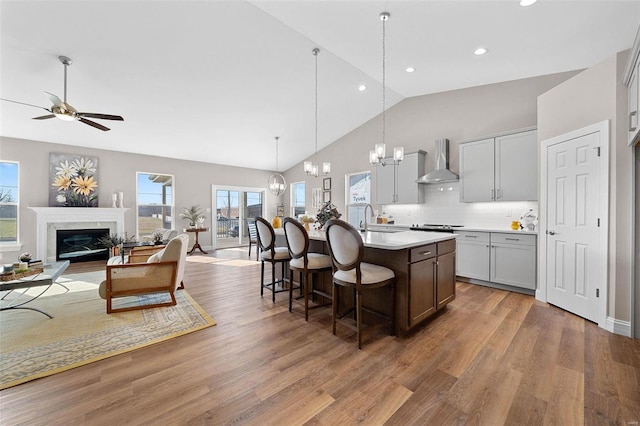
[30, 207, 127, 262]
[56, 228, 110, 263]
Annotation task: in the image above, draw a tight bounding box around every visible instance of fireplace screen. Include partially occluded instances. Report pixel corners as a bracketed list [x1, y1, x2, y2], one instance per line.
[56, 228, 110, 263]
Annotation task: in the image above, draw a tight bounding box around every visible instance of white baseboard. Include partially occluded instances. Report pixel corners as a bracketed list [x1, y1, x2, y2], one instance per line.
[605, 316, 632, 337]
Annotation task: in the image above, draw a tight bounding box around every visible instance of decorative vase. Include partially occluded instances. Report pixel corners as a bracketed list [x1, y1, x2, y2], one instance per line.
[118, 192, 124, 208]
[511, 221, 521, 230]
[112, 193, 118, 208]
[304, 222, 310, 231]
[272, 216, 282, 229]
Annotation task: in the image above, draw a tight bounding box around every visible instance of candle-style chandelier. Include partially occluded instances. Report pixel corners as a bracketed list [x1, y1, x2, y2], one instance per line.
[369, 12, 404, 203]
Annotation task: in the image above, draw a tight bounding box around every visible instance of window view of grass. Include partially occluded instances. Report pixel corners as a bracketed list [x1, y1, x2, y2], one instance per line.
[0, 162, 19, 243]
[137, 173, 173, 238]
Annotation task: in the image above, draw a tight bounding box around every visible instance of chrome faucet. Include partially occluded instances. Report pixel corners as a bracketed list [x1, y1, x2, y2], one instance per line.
[363, 204, 373, 232]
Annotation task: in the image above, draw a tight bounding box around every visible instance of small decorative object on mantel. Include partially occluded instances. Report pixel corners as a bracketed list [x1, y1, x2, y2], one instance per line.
[315, 201, 342, 230]
[180, 205, 205, 228]
[49, 153, 99, 207]
[111, 193, 118, 208]
[118, 191, 124, 208]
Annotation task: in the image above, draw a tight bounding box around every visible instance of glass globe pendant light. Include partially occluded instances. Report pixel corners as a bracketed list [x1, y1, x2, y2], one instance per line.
[268, 136, 287, 196]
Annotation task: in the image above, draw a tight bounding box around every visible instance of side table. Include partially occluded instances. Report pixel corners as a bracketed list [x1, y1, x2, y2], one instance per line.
[185, 228, 209, 254]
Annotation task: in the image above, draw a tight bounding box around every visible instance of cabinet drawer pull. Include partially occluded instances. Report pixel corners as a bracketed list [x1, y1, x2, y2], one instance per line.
[465, 235, 477, 238]
[419, 251, 432, 256]
[491, 189, 495, 200]
[505, 238, 520, 241]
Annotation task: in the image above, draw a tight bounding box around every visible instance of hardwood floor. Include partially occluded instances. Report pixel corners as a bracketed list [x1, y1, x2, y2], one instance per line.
[1, 248, 639, 425]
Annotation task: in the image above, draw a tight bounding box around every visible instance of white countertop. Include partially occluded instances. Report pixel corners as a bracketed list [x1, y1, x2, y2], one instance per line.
[365, 223, 538, 236]
[458, 226, 538, 235]
[274, 228, 456, 250]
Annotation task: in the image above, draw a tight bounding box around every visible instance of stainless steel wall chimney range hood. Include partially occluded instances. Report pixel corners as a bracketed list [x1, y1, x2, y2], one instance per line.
[416, 138, 459, 184]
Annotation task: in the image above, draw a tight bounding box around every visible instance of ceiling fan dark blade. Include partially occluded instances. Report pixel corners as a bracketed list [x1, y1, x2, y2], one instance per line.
[1, 98, 51, 112]
[78, 112, 124, 121]
[79, 117, 110, 131]
[32, 114, 56, 120]
[44, 91, 64, 107]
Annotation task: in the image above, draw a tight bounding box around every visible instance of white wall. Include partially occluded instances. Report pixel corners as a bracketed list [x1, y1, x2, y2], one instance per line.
[538, 50, 633, 323]
[0, 137, 282, 261]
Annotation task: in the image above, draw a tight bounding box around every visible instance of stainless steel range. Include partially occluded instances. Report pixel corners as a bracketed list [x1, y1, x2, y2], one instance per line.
[409, 224, 463, 233]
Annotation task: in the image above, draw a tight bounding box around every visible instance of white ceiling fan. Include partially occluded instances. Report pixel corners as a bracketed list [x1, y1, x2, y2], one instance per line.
[1, 55, 124, 131]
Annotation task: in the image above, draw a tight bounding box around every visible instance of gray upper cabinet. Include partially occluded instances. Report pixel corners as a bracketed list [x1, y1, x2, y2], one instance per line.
[376, 151, 425, 204]
[459, 129, 538, 202]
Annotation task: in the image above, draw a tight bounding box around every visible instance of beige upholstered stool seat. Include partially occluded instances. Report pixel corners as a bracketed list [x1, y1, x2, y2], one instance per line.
[290, 253, 332, 270]
[333, 262, 395, 285]
[260, 246, 290, 261]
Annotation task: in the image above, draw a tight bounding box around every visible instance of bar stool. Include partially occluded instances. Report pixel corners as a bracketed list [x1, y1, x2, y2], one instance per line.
[283, 217, 333, 320]
[325, 219, 395, 349]
[255, 217, 293, 303]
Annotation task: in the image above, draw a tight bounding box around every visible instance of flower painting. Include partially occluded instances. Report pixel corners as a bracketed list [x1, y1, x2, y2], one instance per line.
[49, 153, 99, 207]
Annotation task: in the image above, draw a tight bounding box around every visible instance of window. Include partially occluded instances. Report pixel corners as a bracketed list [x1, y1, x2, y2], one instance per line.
[137, 172, 174, 238]
[0, 161, 19, 244]
[291, 181, 306, 217]
[346, 171, 371, 229]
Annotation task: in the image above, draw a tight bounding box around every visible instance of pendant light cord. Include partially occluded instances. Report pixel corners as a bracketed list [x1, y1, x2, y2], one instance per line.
[275, 136, 279, 170]
[314, 48, 319, 164]
[381, 13, 387, 147]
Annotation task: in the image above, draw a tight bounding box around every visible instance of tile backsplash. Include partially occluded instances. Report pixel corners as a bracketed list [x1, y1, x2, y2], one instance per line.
[381, 182, 538, 229]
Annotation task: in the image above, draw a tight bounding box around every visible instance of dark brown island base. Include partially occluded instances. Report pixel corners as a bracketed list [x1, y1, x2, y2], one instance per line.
[277, 228, 457, 336]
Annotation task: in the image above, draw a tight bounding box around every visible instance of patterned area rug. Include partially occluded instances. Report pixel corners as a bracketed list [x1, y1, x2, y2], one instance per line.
[0, 272, 215, 390]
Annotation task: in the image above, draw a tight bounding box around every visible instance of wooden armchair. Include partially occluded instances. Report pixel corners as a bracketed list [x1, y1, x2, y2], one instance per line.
[98, 234, 189, 313]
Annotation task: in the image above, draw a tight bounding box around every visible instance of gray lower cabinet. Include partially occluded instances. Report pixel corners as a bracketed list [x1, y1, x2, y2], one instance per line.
[456, 231, 537, 291]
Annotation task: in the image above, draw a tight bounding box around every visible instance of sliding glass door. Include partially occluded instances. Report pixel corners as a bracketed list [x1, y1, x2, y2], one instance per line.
[212, 186, 264, 249]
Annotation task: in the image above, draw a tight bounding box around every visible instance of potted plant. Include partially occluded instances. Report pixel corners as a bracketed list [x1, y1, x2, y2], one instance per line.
[98, 233, 124, 257]
[315, 201, 342, 230]
[152, 232, 164, 245]
[180, 205, 205, 228]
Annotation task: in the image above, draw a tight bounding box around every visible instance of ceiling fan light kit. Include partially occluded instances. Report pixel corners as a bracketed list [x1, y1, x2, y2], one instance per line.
[0, 55, 124, 131]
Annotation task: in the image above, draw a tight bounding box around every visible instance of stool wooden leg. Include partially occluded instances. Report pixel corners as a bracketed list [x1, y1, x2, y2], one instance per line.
[356, 290, 363, 349]
[332, 283, 338, 335]
[260, 261, 265, 297]
[271, 262, 276, 303]
[288, 268, 294, 312]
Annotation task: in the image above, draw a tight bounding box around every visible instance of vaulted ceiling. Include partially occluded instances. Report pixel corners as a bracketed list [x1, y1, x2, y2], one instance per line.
[1, 1, 638, 171]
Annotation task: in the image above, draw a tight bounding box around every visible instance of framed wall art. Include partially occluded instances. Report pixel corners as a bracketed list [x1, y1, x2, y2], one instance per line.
[49, 153, 99, 207]
[323, 177, 331, 191]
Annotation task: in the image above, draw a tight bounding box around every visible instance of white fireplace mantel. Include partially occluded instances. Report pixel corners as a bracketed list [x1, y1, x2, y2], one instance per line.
[30, 207, 128, 261]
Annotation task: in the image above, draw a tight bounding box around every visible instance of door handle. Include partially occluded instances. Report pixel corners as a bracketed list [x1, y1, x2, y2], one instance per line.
[546, 230, 556, 235]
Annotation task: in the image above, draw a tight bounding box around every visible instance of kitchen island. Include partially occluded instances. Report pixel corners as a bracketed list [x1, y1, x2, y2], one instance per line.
[276, 228, 458, 336]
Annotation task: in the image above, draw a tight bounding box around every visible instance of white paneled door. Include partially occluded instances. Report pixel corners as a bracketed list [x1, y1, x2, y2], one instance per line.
[545, 131, 602, 323]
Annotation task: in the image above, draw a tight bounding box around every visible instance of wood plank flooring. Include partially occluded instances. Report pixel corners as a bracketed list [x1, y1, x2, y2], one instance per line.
[1, 248, 639, 425]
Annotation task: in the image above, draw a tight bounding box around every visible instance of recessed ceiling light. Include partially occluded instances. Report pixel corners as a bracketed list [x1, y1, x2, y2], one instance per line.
[358, 84, 367, 92]
[406, 67, 416, 73]
[520, 0, 537, 6]
[474, 47, 488, 56]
